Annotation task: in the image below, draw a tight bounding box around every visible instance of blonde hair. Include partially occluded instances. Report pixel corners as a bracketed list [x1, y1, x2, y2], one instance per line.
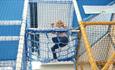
[55, 20, 67, 28]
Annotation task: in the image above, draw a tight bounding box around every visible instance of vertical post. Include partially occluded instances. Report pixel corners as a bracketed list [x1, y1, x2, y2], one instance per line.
[80, 64, 84, 70]
[72, 0, 98, 70]
[16, 0, 29, 70]
[102, 52, 115, 70]
[79, 22, 98, 70]
[72, 0, 82, 21]
[72, 1, 82, 70]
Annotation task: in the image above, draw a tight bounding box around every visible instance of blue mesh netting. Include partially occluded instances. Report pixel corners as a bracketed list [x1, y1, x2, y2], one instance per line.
[26, 29, 78, 63]
[26, 0, 79, 64]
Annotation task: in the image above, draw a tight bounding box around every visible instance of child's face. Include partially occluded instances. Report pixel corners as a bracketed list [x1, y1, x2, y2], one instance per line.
[56, 24, 63, 28]
[55, 22, 64, 28]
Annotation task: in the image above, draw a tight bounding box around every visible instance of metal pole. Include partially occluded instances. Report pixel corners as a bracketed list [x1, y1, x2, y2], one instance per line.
[102, 52, 115, 70]
[15, 0, 29, 70]
[79, 22, 98, 70]
[72, 0, 98, 70]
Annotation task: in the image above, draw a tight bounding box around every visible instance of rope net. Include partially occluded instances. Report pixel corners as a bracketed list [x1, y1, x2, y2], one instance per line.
[26, 29, 77, 63]
[77, 14, 115, 69]
[77, 24, 115, 69]
[27, 0, 78, 63]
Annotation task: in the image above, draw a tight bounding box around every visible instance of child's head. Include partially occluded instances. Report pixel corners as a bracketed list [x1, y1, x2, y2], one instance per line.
[55, 20, 66, 28]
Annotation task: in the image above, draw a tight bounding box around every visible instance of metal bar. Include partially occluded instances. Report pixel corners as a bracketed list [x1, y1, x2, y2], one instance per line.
[79, 22, 98, 70]
[82, 21, 115, 26]
[101, 52, 115, 70]
[0, 20, 21, 25]
[0, 36, 19, 41]
[77, 60, 115, 65]
[72, 0, 82, 21]
[80, 64, 84, 70]
[29, 0, 72, 4]
[27, 28, 80, 33]
[15, 0, 29, 70]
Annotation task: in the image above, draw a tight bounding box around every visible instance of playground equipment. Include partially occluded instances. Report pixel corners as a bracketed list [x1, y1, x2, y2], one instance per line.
[26, 1, 78, 70]
[0, 0, 115, 70]
[73, 0, 115, 70]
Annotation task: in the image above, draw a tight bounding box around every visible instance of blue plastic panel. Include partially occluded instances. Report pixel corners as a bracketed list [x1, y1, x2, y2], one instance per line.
[0, 0, 24, 20]
[0, 25, 21, 36]
[0, 41, 19, 60]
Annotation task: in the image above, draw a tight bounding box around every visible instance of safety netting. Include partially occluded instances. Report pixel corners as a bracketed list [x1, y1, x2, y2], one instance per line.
[76, 13, 115, 69]
[26, 0, 78, 63]
[26, 29, 78, 63]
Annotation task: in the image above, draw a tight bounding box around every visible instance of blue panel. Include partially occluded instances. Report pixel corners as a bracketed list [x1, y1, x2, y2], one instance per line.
[72, 10, 79, 29]
[0, 41, 19, 60]
[0, 0, 24, 20]
[77, 0, 113, 20]
[0, 25, 21, 36]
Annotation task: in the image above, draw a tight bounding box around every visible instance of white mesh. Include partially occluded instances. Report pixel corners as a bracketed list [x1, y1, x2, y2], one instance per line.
[37, 2, 74, 29]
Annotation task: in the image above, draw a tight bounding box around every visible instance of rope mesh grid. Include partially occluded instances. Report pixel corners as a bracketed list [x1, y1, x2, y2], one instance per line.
[77, 24, 115, 67]
[26, 29, 77, 63]
[27, 0, 77, 64]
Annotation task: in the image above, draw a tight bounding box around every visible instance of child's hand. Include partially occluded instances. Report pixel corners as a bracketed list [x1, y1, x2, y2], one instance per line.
[51, 23, 54, 27]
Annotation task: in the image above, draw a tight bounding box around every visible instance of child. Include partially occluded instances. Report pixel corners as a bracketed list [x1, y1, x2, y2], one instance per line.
[51, 20, 69, 60]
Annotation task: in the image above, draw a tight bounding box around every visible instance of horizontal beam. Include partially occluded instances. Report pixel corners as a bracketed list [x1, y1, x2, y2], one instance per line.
[0, 20, 21, 25]
[83, 5, 115, 14]
[42, 62, 73, 65]
[80, 22, 98, 70]
[27, 28, 79, 33]
[0, 36, 19, 41]
[29, 0, 72, 4]
[77, 60, 115, 65]
[82, 21, 115, 25]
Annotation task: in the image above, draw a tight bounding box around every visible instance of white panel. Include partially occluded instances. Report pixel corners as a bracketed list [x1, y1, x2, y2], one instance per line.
[89, 13, 112, 21]
[41, 62, 74, 70]
[83, 5, 115, 14]
[32, 61, 41, 70]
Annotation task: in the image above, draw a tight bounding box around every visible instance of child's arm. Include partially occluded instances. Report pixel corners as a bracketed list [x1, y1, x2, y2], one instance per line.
[63, 23, 67, 28]
[51, 23, 54, 28]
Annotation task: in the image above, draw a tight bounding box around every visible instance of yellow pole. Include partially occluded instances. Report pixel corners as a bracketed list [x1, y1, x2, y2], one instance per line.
[80, 64, 84, 70]
[102, 52, 115, 70]
[79, 22, 98, 70]
[76, 64, 78, 70]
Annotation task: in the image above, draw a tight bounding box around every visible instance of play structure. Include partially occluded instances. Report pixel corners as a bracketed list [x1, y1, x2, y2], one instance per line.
[0, 0, 115, 70]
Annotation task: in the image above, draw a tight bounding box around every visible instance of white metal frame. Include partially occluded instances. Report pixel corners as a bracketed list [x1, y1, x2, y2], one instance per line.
[15, 0, 29, 70]
[0, 36, 19, 41]
[0, 20, 21, 25]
